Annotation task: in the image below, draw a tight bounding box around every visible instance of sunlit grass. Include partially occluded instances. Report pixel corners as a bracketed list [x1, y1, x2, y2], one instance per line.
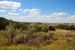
[0, 44, 75, 50]
[0, 29, 75, 50]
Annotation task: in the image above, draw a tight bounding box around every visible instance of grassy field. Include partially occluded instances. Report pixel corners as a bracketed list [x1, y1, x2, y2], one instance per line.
[0, 29, 75, 50]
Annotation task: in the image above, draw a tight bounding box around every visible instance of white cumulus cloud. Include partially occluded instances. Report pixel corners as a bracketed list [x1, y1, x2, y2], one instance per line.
[24, 8, 41, 17]
[0, 10, 7, 13]
[8, 12, 19, 16]
[51, 12, 67, 17]
[0, 1, 75, 23]
[66, 15, 75, 23]
[0, 1, 21, 9]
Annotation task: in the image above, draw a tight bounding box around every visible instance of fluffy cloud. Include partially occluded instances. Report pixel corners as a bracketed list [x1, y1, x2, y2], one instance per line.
[0, 10, 7, 13]
[22, 12, 75, 23]
[24, 9, 41, 17]
[67, 15, 75, 21]
[0, 1, 21, 9]
[42, 13, 67, 23]
[50, 12, 67, 17]
[66, 15, 75, 23]
[1, 8, 75, 23]
[0, 1, 75, 23]
[12, 12, 67, 23]
[8, 12, 19, 16]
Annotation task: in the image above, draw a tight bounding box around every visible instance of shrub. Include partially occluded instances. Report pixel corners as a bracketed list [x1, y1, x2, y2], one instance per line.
[48, 26, 56, 31]
[24, 32, 57, 46]
[0, 17, 9, 30]
[56, 24, 75, 30]
[13, 34, 26, 44]
[69, 25, 75, 30]
[4, 23, 17, 44]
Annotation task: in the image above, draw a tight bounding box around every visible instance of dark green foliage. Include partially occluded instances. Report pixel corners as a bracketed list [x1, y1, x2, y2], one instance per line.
[56, 24, 69, 29]
[35, 24, 48, 32]
[14, 22, 29, 30]
[0, 17, 56, 32]
[69, 25, 75, 30]
[0, 17, 9, 30]
[56, 24, 75, 30]
[48, 26, 56, 31]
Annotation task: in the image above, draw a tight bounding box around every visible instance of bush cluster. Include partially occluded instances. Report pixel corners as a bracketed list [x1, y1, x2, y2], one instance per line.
[56, 24, 75, 30]
[0, 23, 57, 47]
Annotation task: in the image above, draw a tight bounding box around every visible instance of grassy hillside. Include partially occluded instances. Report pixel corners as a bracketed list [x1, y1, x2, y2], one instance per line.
[0, 17, 75, 50]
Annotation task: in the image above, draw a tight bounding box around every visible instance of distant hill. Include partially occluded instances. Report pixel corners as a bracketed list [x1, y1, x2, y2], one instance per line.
[0, 17, 10, 30]
[0, 17, 75, 30]
[0, 17, 30, 30]
[0, 17, 9, 22]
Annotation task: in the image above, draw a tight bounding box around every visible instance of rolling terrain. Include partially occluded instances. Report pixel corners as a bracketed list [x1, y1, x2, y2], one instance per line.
[0, 17, 75, 50]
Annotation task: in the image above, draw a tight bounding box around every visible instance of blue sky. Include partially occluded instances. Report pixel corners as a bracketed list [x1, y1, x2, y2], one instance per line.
[0, 0, 75, 23]
[16, 0, 75, 14]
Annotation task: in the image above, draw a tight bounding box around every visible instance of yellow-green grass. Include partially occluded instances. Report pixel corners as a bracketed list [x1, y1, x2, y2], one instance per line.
[0, 29, 75, 50]
[0, 44, 75, 50]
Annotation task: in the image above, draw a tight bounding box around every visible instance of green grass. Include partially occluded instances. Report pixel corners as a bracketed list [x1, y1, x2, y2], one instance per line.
[0, 44, 75, 50]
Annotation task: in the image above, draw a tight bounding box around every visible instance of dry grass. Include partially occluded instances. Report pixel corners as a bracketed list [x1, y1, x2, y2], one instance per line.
[0, 29, 75, 50]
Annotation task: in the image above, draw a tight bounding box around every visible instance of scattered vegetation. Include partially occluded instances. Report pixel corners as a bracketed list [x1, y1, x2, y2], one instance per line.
[0, 17, 75, 50]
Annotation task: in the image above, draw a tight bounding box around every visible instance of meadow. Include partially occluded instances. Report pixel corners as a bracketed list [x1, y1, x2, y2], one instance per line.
[0, 17, 75, 50]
